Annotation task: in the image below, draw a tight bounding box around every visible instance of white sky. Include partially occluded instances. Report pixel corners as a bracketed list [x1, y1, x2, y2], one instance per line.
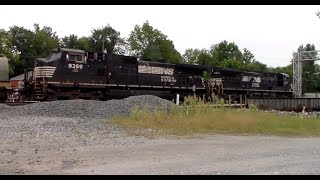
[1, 5, 320, 67]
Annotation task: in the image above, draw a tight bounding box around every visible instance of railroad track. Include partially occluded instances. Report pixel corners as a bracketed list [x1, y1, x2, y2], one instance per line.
[248, 98, 320, 111]
[1, 101, 40, 106]
[2, 97, 320, 111]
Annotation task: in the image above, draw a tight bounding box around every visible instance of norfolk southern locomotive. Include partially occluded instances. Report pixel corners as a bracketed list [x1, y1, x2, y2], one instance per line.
[1, 48, 293, 102]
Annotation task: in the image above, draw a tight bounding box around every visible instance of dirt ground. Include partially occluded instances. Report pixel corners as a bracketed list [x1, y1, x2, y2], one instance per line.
[1, 132, 320, 175]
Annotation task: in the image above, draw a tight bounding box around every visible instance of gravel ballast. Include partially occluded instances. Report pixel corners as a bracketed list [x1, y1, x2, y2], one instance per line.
[1, 95, 175, 119]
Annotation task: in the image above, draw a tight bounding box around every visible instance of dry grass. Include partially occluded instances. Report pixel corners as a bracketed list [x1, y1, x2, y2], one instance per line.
[111, 96, 320, 137]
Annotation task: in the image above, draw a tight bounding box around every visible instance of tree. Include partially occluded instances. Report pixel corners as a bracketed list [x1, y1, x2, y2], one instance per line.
[128, 21, 182, 63]
[61, 34, 79, 48]
[209, 40, 243, 66]
[0, 29, 20, 76]
[128, 21, 166, 58]
[32, 24, 60, 58]
[246, 61, 267, 72]
[76, 37, 91, 52]
[89, 24, 124, 54]
[242, 48, 255, 64]
[220, 59, 242, 69]
[196, 49, 213, 67]
[298, 44, 317, 93]
[156, 39, 182, 63]
[141, 42, 163, 61]
[240, 48, 265, 71]
[8, 24, 60, 76]
[60, 35, 92, 52]
[114, 39, 132, 56]
[183, 48, 200, 65]
[269, 64, 293, 81]
[8, 26, 34, 75]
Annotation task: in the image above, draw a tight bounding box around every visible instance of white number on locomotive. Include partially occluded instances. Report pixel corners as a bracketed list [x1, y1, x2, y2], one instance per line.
[68, 63, 83, 70]
[161, 76, 177, 83]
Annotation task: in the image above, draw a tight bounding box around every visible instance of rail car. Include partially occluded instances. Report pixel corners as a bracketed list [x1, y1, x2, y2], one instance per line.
[0, 55, 12, 102]
[210, 66, 292, 99]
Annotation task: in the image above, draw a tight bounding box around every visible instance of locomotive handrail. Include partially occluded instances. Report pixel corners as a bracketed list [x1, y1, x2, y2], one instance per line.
[34, 70, 37, 90]
[41, 69, 46, 98]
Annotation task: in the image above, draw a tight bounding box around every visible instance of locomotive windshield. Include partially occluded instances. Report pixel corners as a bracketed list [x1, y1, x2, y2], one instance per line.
[67, 54, 82, 62]
[66, 53, 85, 63]
[281, 73, 289, 80]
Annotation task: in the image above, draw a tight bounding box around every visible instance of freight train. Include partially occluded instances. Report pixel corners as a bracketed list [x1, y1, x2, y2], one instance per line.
[0, 48, 293, 103]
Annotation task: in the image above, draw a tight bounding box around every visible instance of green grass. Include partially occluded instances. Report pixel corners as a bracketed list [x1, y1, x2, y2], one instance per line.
[110, 96, 320, 138]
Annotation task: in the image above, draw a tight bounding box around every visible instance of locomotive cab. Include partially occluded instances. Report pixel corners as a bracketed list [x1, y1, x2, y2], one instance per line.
[277, 73, 289, 87]
[35, 48, 86, 67]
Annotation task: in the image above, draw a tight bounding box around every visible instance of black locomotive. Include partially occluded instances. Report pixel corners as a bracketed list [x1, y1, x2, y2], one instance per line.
[18, 47, 292, 102]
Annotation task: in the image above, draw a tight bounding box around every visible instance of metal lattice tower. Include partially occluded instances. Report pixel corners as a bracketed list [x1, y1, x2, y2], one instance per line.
[292, 50, 320, 97]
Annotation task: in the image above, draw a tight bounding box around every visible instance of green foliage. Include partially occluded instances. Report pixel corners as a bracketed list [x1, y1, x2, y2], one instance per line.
[242, 48, 255, 64]
[211, 93, 220, 104]
[0, 29, 20, 76]
[202, 71, 209, 81]
[268, 64, 293, 81]
[197, 49, 213, 66]
[220, 58, 242, 69]
[157, 39, 183, 63]
[8, 24, 60, 77]
[296, 44, 317, 94]
[245, 60, 268, 72]
[32, 24, 60, 58]
[210, 40, 243, 65]
[248, 103, 258, 111]
[128, 21, 182, 63]
[61, 34, 79, 49]
[182, 48, 214, 66]
[184, 40, 268, 72]
[89, 24, 124, 54]
[183, 48, 200, 64]
[219, 98, 225, 110]
[128, 21, 166, 57]
[112, 97, 320, 137]
[61, 35, 91, 52]
[4, 23, 128, 76]
[76, 37, 91, 52]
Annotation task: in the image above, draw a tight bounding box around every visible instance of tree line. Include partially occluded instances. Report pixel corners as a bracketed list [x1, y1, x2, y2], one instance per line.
[0, 21, 319, 94]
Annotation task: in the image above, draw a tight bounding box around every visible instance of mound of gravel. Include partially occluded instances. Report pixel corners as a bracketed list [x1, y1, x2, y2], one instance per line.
[3, 95, 175, 120]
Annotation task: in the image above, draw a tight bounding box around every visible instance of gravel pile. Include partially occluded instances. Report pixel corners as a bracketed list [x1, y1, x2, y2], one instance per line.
[0, 95, 175, 146]
[2, 95, 175, 120]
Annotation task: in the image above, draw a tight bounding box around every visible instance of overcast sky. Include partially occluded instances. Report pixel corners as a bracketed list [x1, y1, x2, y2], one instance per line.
[1, 5, 320, 67]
